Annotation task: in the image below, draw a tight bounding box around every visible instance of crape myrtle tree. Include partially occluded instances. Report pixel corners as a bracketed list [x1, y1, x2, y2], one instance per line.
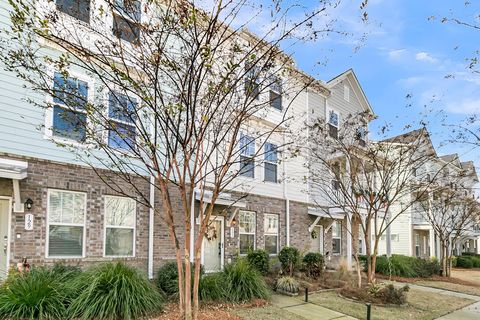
[303, 112, 439, 285]
[0, 0, 366, 318]
[419, 184, 480, 277]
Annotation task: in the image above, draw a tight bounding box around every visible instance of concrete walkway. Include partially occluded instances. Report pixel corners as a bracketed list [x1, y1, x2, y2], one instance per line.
[392, 282, 480, 319]
[271, 294, 356, 320]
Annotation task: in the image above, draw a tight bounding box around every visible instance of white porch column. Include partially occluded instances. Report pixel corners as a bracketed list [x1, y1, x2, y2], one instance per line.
[346, 214, 352, 269]
[429, 228, 435, 258]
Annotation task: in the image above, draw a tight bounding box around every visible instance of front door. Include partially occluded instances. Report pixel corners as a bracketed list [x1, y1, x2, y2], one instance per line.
[202, 218, 224, 273]
[0, 199, 10, 280]
[310, 225, 324, 254]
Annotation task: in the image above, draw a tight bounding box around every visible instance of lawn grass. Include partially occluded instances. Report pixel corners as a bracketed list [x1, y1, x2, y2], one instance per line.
[307, 289, 474, 320]
[415, 280, 480, 296]
[233, 305, 307, 320]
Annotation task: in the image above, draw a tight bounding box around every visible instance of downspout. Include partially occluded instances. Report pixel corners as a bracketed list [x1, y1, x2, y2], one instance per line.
[148, 175, 155, 279]
[284, 130, 290, 247]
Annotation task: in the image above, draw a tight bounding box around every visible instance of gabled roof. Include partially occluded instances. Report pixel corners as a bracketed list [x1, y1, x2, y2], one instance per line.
[461, 161, 479, 182]
[326, 68, 374, 115]
[380, 128, 438, 157]
[439, 154, 462, 168]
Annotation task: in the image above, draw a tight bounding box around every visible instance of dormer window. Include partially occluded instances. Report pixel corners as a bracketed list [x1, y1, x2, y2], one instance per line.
[269, 76, 282, 110]
[328, 109, 339, 139]
[56, 0, 90, 23]
[113, 0, 141, 44]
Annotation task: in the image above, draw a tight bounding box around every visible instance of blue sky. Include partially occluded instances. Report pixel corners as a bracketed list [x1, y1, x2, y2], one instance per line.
[289, 0, 480, 167]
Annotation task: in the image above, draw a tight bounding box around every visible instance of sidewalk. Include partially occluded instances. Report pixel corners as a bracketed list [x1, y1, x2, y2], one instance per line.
[391, 282, 480, 320]
[271, 294, 356, 320]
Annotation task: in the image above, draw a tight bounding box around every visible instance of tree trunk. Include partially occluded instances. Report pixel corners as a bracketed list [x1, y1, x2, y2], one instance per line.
[192, 245, 202, 320]
[354, 253, 362, 288]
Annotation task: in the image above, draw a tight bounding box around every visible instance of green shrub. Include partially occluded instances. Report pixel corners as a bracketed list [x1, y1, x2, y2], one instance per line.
[457, 256, 474, 269]
[247, 249, 270, 275]
[450, 256, 458, 268]
[222, 259, 269, 302]
[275, 277, 299, 294]
[50, 263, 82, 282]
[303, 252, 324, 279]
[199, 273, 225, 302]
[0, 267, 68, 319]
[278, 246, 300, 276]
[375, 255, 440, 278]
[155, 261, 203, 299]
[68, 262, 162, 319]
[471, 256, 480, 268]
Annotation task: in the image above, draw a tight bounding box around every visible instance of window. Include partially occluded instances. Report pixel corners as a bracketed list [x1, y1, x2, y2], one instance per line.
[52, 72, 88, 141]
[108, 92, 137, 151]
[104, 196, 136, 257]
[112, 0, 141, 44]
[47, 190, 86, 257]
[264, 143, 278, 183]
[56, 0, 90, 23]
[245, 64, 260, 100]
[391, 234, 399, 242]
[239, 133, 255, 178]
[343, 84, 350, 102]
[239, 211, 255, 254]
[328, 109, 339, 139]
[264, 214, 279, 254]
[358, 228, 364, 254]
[332, 221, 342, 254]
[355, 127, 367, 147]
[269, 76, 282, 110]
[331, 162, 341, 192]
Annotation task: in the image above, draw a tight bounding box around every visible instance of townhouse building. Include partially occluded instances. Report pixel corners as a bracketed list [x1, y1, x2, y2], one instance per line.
[0, 0, 376, 278]
[373, 130, 479, 259]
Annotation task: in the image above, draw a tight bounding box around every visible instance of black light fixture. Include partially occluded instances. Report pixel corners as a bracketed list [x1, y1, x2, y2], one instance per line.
[24, 198, 33, 211]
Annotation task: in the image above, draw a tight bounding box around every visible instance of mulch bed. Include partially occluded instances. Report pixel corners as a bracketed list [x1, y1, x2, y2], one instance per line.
[376, 274, 478, 287]
[153, 299, 268, 320]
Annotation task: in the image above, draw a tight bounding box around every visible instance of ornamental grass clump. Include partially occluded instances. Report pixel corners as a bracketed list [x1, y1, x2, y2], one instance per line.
[0, 267, 68, 319]
[68, 262, 163, 320]
[222, 259, 270, 302]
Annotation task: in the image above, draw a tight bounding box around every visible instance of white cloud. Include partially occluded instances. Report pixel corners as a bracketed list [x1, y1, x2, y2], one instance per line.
[388, 48, 407, 60]
[415, 52, 438, 63]
[446, 98, 480, 114]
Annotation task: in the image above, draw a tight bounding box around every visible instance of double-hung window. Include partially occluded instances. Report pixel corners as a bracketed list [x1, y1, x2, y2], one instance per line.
[56, 0, 90, 23]
[104, 196, 136, 257]
[113, 0, 141, 44]
[239, 133, 255, 178]
[328, 109, 339, 139]
[239, 211, 256, 254]
[355, 126, 367, 147]
[264, 142, 278, 183]
[264, 214, 279, 255]
[332, 221, 342, 255]
[269, 76, 282, 110]
[108, 92, 137, 151]
[52, 72, 88, 142]
[245, 64, 260, 100]
[47, 190, 86, 257]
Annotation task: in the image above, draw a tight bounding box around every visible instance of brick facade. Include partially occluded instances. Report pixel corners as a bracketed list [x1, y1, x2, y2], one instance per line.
[1, 153, 354, 275]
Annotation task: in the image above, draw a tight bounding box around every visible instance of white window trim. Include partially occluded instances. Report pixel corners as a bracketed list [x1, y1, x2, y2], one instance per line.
[46, 189, 87, 259]
[44, 67, 95, 147]
[332, 220, 342, 255]
[263, 142, 279, 184]
[110, 0, 143, 46]
[238, 210, 256, 256]
[326, 107, 340, 128]
[103, 89, 140, 153]
[239, 132, 256, 179]
[103, 195, 136, 258]
[269, 75, 282, 111]
[264, 213, 279, 256]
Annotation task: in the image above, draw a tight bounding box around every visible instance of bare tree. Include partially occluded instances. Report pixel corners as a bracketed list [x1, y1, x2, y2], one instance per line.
[0, 0, 367, 318]
[419, 182, 479, 276]
[303, 113, 439, 285]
